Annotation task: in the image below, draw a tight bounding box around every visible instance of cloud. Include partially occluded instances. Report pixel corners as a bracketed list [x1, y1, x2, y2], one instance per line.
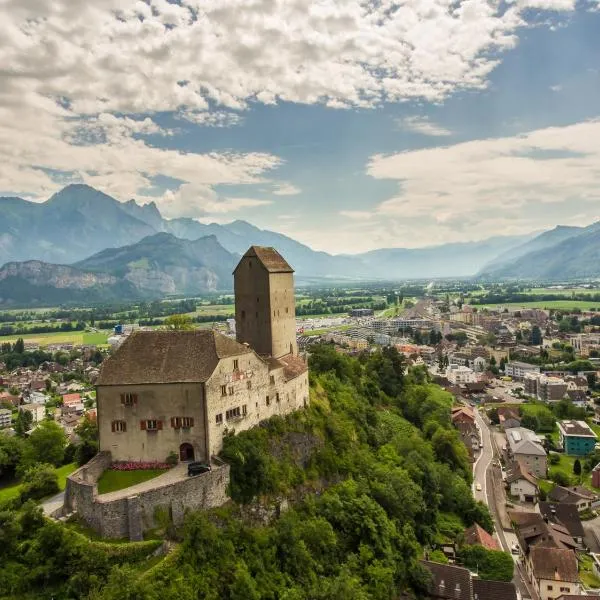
[272, 183, 302, 196]
[0, 0, 590, 219]
[340, 210, 374, 220]
[159, 183, 271, 219]
[396, 116, 453, 137]
[362, 119, 600, 245]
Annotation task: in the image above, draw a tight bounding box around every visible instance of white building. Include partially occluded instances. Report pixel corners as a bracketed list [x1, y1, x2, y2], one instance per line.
[0, 408, 11, 428]
[19, 403, 45, 424]
[505, 427, 547, 478]
[505, 361, 541, 380]
[445, 365, 477, 385]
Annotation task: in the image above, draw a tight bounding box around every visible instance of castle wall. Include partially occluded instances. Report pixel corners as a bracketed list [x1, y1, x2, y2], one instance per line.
[268, 272, 298, 358]
[205, 352, 309, 457]
[64, 453, 230, 540]
[97, 383, 207, 463]
[234, 256, 273, 356]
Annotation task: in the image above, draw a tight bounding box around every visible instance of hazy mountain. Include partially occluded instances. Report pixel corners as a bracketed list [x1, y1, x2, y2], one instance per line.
[481, 222, 600, 279]
[0, 261, 139, 306]
[75, 232, 237, 295]
[1, 184, 543, 282]
[480, 225, 583, 273]
[0, 185, 155, 266]
[356, 235, 532, 279]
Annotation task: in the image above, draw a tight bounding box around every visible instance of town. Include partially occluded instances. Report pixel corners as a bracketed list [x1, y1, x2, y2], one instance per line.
[4, 279, 600, 598]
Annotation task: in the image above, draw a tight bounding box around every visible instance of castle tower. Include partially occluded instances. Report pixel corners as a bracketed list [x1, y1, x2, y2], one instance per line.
[234, 246, 298, 358]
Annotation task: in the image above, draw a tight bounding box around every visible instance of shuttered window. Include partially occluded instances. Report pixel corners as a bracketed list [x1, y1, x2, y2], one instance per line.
[120, 393, 138, 406]
[111, 420, 126, 432]
[141, 419, 161, 431]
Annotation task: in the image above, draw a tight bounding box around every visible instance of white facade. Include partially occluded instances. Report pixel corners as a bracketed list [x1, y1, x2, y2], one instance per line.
[19, 403, 45, 423]
[510, 477, 538, 503]
[446, 365, 477, 385]
[0, 409, 11, 428]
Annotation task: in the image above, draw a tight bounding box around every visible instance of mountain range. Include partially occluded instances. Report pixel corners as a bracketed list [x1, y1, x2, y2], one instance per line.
[0, 183, 597, 305]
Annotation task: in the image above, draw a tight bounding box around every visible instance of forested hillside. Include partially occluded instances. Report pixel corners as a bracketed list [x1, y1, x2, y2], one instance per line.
[0, 346, 491, 599]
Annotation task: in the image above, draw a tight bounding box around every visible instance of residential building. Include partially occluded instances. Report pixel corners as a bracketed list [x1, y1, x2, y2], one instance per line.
[538, 502, 584, 545]
[524, 373, 568, 402]
[19, 403, 45, 424]
[547, 486, 597, 513]
[557, 420, 597, 456]
[0, 408, 11, 428]
[421, 560, 517, 600]
[446, 365, 477, 385]
[497, 406, 521, 430]
[0, 391, 19, 407]
[525, 546, 580, 600]
[97, 247, 309, 463]
[505, 361, 541, 381]
[463, 523, 499, 550]
[505, 427, 548, 478]
[511, 511, 578, 554]
[506, 460, 539, 503]
[592, 462, 600, 488]
[349, 308, 373, 317]
[62, 392, 82, 407]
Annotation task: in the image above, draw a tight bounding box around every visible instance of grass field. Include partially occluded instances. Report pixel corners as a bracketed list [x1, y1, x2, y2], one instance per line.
[97, 469, 168, 495]
[470, 300, 599, 310]
[0, 330, 110, 346]
[0, 462, 78, 503]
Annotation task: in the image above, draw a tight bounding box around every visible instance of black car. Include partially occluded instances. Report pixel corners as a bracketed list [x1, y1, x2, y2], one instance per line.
[187, 462, 212, 477]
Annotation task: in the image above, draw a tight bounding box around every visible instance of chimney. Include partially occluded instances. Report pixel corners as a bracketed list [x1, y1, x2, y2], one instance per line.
[554, 567, 560, 580]
[454, 583, 461, 598]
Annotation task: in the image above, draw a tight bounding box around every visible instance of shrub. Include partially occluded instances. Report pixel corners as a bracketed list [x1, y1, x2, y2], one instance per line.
[166, 451, 178, 467]
[19, 463, 59, 502]
[550, 471, 572, 487]
[549, 453, 561, 465]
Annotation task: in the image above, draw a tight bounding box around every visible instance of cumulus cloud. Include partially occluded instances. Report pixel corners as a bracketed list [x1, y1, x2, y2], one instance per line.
[396, 116, 453, 137]
[0, 0, 588, 220]
[272, 183, 302, 196]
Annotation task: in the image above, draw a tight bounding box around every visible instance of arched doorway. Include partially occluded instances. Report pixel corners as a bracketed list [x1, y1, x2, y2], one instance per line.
[179, 443, 194, 462]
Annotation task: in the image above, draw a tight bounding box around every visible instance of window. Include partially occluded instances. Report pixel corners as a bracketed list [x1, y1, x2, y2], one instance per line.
[242, 404, 247, 416]
[228, 386, 234, 396]
[247, 380, 252, 390]
[560, 587, 569, 593]
[120, 393, 137, 406]
[171, 417, 194, 429]
[216, 413, 223, 425]
[226, 407, 241, 420]
[233, 359, 239, 370]
[547, 585, 553, 591]
[270, 375, 275, 385]
[141, 419, 162, 431]
[276, 392, 280, 403]
[266, 395, 270, 406]
[241, 310, 246, 320]
[286, 307, 289, 313]
[111, 420, 126, 432]
[221, 385, 227, 397]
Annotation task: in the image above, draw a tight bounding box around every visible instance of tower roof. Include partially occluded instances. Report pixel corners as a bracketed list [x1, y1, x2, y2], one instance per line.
[235, 246, 294, 273]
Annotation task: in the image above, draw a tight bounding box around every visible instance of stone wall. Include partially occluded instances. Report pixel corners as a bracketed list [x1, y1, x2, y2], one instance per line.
[64, 454, 230, 540]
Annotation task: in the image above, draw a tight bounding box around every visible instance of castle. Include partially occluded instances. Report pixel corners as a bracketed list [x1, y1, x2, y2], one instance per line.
[96, 246, 309, 465]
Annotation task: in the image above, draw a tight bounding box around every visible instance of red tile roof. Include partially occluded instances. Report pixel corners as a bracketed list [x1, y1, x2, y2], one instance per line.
[464, 523, 500, 550]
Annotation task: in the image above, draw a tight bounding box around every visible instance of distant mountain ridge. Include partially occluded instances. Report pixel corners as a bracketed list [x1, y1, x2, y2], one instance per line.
[0, 184, 538, 282]
[480, 221, 600, 279]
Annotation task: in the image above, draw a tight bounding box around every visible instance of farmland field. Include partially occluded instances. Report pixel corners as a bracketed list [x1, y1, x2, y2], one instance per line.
[0, 330, 110, 346]
[469, 300, 599, 310]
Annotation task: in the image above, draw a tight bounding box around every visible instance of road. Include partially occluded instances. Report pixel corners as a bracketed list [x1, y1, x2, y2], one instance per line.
[473, 407, 538, 600]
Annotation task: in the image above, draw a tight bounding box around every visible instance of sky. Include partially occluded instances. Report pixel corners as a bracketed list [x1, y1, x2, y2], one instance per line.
[1, 0, 600, 255]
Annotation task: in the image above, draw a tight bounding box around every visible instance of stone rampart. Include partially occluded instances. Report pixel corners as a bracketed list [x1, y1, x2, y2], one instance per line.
[63, 453, 230, 540]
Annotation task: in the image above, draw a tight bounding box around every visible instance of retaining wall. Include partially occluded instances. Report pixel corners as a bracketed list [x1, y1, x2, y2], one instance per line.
[63, 453, 230, 540]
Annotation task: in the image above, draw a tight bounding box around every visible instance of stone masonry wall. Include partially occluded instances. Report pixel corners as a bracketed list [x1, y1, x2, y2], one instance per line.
[64, 454, 230, 540]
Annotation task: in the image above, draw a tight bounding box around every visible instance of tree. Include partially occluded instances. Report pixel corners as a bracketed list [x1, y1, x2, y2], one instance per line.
[14, 410, 33, 437]
[459, 545, 514, 581]
[26, 420, 67, 467]
[74, 415, 99, 466]
[164, 314, 193, 330]
[19, 463, 59, 502]
[13, 338, 24, 354]
[573, 458, 582, 477]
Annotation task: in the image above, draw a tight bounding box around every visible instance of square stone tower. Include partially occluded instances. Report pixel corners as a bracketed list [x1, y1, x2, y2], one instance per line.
[234, 246, 298, 358]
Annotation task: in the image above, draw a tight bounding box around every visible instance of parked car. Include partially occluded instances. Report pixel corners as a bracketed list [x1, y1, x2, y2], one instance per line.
[475, 483, 482, 491]
[187, 462, 211, 477]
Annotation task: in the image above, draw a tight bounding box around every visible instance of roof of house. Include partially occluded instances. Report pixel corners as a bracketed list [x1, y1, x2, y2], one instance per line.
[463, 523, 500, 550]
[97, 330, 252, 385]
[548, 485, 597, 503]
[539, 502, 584, 539]
[62, 393, 81, 403]
[529, 547, 579, 583]
[278, 353, 308, 380]
[236, 246, 294, 273]
[557, 420, 597, 438]
[506, 460, 538, 487]
[566, 390, 587, 403]
[505, 427, 546, 457]
[473, 580, 517, 600]
[497, 406, 520, 419]
[421, 561, 472, 600]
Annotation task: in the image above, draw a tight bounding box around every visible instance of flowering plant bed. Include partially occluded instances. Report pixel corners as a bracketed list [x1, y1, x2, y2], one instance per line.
[110, 461, 172, 471]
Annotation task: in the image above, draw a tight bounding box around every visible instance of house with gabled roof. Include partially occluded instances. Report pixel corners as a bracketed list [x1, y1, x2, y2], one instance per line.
[525, 546, 581, 600]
